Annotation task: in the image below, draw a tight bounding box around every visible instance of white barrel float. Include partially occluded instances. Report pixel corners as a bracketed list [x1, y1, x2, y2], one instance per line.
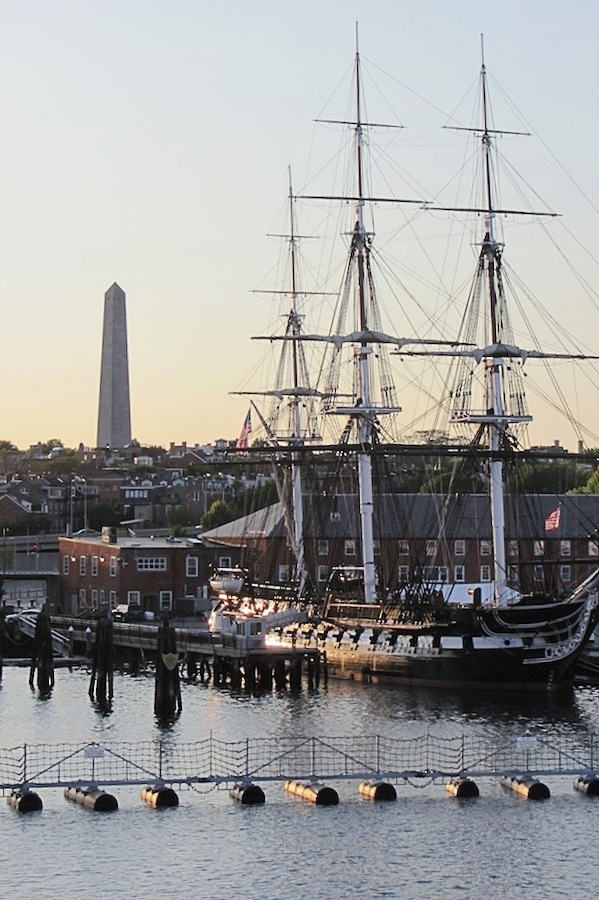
[229, 783, 266, 805]
[141, 784, 179, 808]
[6, 789, 43, 813]
[501, 775, 550, 800]
[573, 774, 599, 796]
[64, 785, 118, 812]
[285, 780, 339, 806]
[446, 776, 479, 798]
[358, 779, 397, 801]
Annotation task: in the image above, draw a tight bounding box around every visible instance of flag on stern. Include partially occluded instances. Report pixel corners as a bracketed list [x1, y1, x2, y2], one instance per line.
[237, 409, 252, 449]
[545, 506, 561, 532]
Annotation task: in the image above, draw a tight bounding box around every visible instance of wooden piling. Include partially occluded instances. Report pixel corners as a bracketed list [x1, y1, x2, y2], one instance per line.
[154, 616, 182, 721]
[29, 604, 54, 694]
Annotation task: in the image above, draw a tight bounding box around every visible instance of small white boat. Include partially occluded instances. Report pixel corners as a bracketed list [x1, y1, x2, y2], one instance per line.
[209, 567, 245, 596]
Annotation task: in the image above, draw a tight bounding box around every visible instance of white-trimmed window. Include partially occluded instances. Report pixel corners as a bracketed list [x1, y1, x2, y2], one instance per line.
[317, 565, 329, 583]
[110, 557, 117, 577]
[109, 590, 117, 608]
[62, 555, 70, 575]
[91, 556, 98, 576]
[99, 590, 105, 606]
[508, 565, 519, 584]
[437, 566, 448, 583]
[560, 540, 572, 558]
[398, 540, 409, 556]
[159, 591, 173, 611]
[91, 589, 99, 609]
[454, 565, 465, 583]
[186, 556, 199, 577]
[219, 556, 232, 568]
[137, 557, 167, 571]
[318, 540, 329, 557]
[344, 540, 356, 557]
[127, 590, 141, 607]
[454, 540, 465, 556]
[480, 540, 491, 557]
[560, 564, 572, 582]
[79, 556, 87, 576]
[533, 540, 545, 557]
[508, 540, 518, 558]
[278, 564, 290, 583]
[533, 564, 544, 583]
[480, 565, 491, 582]
[589, 541, 599, 558]
[79, 588, 86, 607]
[399, 565, 409, 583]
[426, 540, 437, 557]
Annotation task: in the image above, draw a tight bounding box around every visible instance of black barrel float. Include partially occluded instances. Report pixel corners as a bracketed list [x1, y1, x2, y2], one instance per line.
[501, 775, 550, 800]
[229, 783, 266, 805]
[284, 780, 339, 805]
[64, 785, 118, 811]
[358, 779, 397, 801]
[446, 776, 480, 798]
[573, 774, 599, 796]
[7, 789, 43, 813]
[141, 784, 179, 808]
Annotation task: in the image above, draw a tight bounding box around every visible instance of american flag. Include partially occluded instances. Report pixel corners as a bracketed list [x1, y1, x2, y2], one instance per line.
[237, 409, 252, 449]
[545, 507, 561, 532]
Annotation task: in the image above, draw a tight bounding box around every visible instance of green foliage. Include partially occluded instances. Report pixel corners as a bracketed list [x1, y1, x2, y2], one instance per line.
[87, 502, 121, 531]
[509, 462, 590, 494]
[168, 506, 196, 528]
[201, 499, 240, 531]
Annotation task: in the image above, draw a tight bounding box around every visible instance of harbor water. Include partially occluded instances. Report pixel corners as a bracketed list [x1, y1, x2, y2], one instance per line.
[2, 666, 599, 899]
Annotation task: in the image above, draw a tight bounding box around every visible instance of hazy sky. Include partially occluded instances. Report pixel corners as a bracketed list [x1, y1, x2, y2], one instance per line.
[2, 1, 599, 451]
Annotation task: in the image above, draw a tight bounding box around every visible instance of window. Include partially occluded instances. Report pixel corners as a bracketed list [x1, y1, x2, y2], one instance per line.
[344, 540, 356, 557]
[318, 540, 329, 557]
[589, 541, 599, 558]
[508, 565, 520, 585]
[62, 555, 70, 575]
[91, 556, 98, 576]
[127, 591, 141, 607]
[79, 556, 87, 576]
[137, 557, 167, 571]
[399, 565, 409, 583]
[454, 565, 465, 583]
[560, 540, 572, 558]
[110, 557, 117, 577]
[78, 589, 86, 609]
[454, 540, 465, 556]
[508, 540, 519, 558]
[159, 591, 173, 611]
[480, 540, 491, 557]
[480, 565, 491, 582]
[109, 590, 117, 608]
[317, 565, 329, 583]
[219, 556, 232, 568]
[373, 540, 381, 556]
[99, 590, 105, 606]
[437, 566, 448, 583]
[186, 556, 199, 577]
[91, 589, 99, 609]
[533, 540, 545, 557]
[533, 565, 544, 583]
[278, 564, 290, 583]
[560, 565, 572, 582]
[426, 541, 437, 557]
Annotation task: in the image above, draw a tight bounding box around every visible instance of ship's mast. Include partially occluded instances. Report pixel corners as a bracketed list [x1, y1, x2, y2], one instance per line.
[352, 35, 377, 604]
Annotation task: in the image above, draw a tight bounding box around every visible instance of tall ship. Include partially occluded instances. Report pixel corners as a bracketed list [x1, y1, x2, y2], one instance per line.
[209, 36, 599, 691]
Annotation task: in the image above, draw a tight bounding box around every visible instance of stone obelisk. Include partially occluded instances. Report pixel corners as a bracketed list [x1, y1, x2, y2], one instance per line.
[96, 283, 132, 450]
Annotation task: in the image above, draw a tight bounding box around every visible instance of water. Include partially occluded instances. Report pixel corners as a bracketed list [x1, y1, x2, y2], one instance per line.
[2, 666, 599, 899]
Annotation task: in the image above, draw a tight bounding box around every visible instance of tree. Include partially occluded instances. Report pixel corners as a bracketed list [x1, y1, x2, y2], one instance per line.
[88, 502, 121, 531]
[201, 500, 240, 531]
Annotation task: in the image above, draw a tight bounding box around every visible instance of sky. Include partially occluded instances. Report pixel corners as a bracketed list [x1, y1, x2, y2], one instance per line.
[2, 1, 599, 452]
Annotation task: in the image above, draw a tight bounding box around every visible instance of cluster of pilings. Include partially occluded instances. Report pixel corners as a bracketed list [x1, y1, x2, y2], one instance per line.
[207, 649, 324, 692]
[88, 615, 114, 708]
